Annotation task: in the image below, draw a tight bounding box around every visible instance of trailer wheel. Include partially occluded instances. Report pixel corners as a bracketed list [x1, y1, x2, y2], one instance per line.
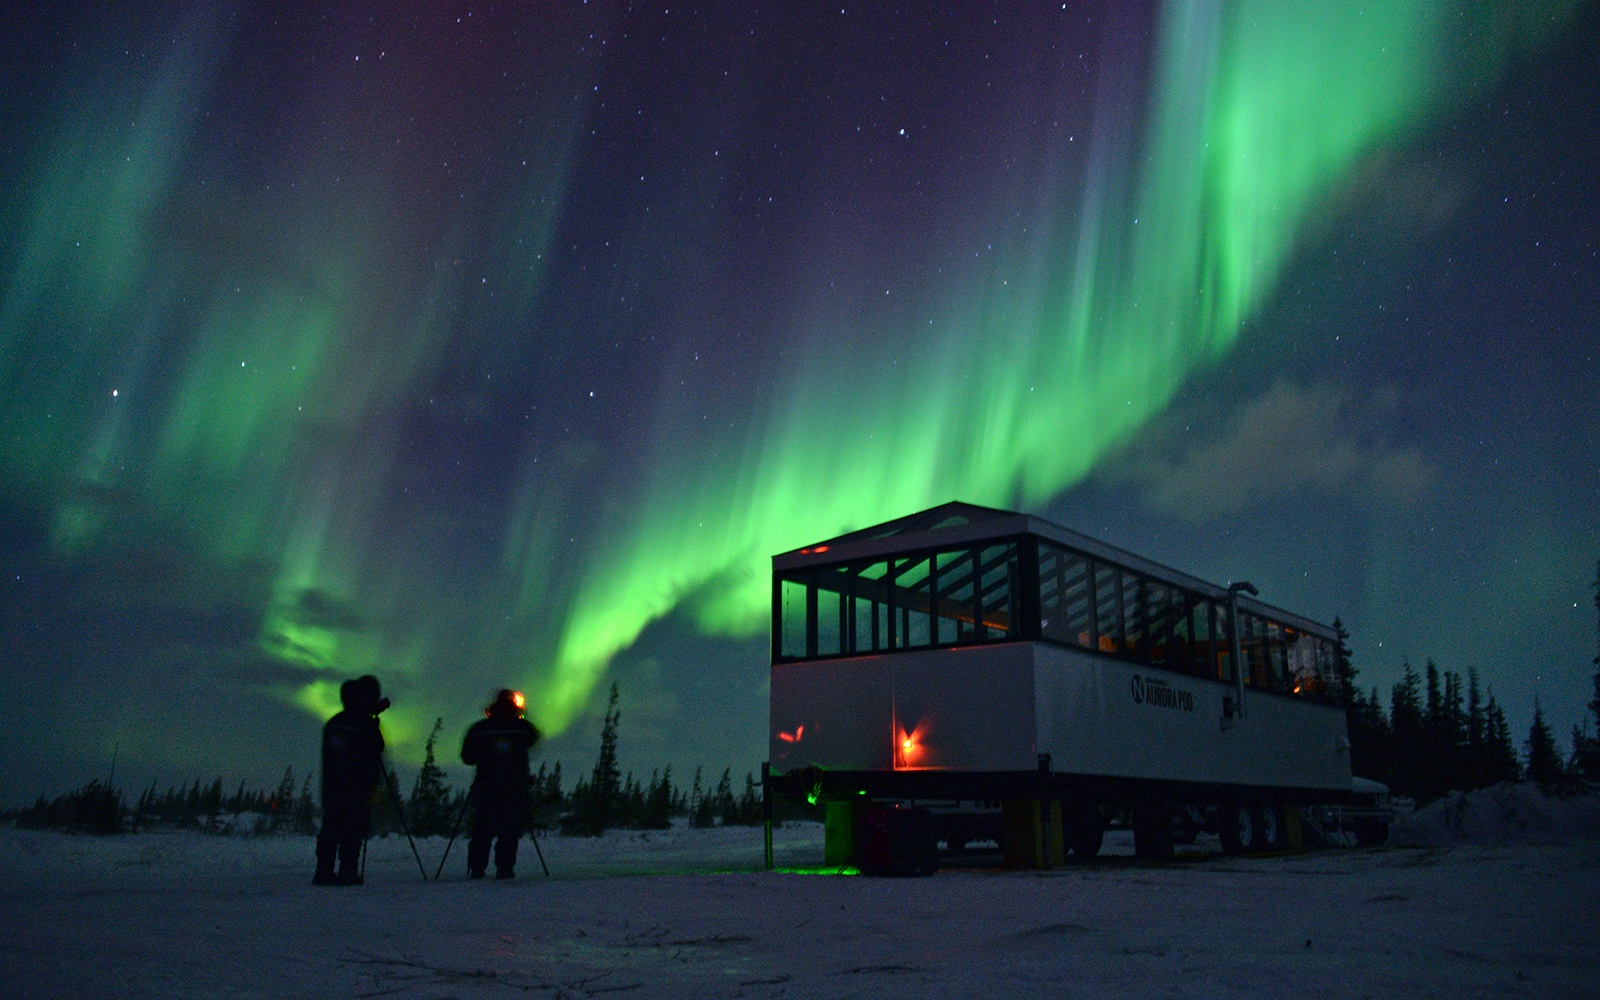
[1257, 802, 1284, 851]
[1219, 802, 1256, 855]
[1173, 806, 1205, 846]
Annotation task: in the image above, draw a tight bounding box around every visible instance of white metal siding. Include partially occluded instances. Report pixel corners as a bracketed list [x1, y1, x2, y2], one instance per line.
[1032, 645, 1351, 791]
[769, 646, 1036, 772]
[771, 641, 1351, 792]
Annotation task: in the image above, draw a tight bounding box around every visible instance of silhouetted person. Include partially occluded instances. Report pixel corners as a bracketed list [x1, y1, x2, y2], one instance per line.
[314, 675, 388, 886]
[461, 689, 541, 879]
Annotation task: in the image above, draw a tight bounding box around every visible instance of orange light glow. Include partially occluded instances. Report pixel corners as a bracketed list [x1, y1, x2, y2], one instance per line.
[511, 691, 526, 710]
[893, 721, 929, 769]
[777, 724, 805, 743]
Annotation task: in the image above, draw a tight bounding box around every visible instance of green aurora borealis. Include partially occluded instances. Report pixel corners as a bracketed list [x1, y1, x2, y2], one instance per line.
[547, 2, 1579, 717]
[2, 1, 1595, 796]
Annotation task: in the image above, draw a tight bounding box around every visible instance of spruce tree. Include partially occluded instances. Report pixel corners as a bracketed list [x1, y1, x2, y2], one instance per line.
[1347, 687, 1391, 786]
[561, 682, 623, 836]
[640, 767, 673, 829]
[561, 774, 596, 836]
[1389, 662, 1424, 797]
[530, 761, 562, 831]
[295, 771, 318, 834]
[1417, 661, 1448, 801]
[591, 682, 622, 821]
[736, 772, 764, 826]
[270, 767, 297, 833]
[689, 766, 715, 827]
[1332, 617, 1355, 698]
[620, 772, 644, 827]
[1524, 701, 1564, 793]
[1466, 668, 1487, 787]
[1568, 724, 1598, 784]
[408, 718, 454, 836]
[1484, 694, 1521, 784]
[712, 768, 736, 826]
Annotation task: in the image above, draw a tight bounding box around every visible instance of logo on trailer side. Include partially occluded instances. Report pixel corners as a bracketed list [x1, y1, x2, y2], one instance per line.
[1131, 674, 1194, 712]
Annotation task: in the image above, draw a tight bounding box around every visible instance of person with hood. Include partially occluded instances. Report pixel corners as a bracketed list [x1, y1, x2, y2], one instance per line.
[461, 689, 541, 879]
[313, 674, 389, 886]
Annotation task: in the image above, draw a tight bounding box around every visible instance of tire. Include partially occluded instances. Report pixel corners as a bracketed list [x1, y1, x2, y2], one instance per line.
[1257, 802, 1284, 852]
[1173, 806, 1205, 846]
[1220, 802, 1256, 855]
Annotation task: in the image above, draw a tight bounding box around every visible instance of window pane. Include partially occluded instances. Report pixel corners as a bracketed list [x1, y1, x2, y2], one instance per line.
[851, 561, 889, 653]
[1263, 620, 1288, 692]
[1122, 571, 1147, 661]
[1168, 590, 1197, 675]
[780, 577, 808, 659]
[1039, 545, 1092, 649]
[1038, 544, 1063, 640]
[1061, 554, 1093, 648]
[1288, 629, 1326, 698]
[975, 544, 1012, 641]
[933, 549, 973, 645]
[1143, 581, 1170, 667]
[815, 573, 844, 657]
[894, 556, 931, 649]
[1211, 602, 1233, 683]
[1315, 636, 1340, 703]
[1240, 612, 1266, 688]
[1095, 566, 1122, 653]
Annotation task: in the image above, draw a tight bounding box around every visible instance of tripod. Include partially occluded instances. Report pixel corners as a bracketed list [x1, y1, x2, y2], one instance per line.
[381, 759, 431, 882]
[435, 786, 550, 879]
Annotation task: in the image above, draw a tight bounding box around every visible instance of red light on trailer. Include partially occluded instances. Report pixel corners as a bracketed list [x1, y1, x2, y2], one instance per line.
[893, 721, 928, 768]
[813, 545, 829, 553]
[778, 724, 805, 743]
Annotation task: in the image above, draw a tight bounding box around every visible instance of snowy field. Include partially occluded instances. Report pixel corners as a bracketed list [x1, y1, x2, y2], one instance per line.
[3, 786, 1598, 999]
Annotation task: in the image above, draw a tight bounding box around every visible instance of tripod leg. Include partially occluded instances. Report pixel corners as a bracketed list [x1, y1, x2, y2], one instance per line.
[382, 761, 430, 882]
[530, 829, 550, 877]
[434, 791, 472, 881]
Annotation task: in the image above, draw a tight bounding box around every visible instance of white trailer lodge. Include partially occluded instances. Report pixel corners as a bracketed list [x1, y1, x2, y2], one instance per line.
[766, 502, 1374, 871]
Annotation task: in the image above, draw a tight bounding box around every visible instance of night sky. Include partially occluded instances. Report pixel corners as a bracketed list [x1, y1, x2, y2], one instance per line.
[2, 1, 1596, 805]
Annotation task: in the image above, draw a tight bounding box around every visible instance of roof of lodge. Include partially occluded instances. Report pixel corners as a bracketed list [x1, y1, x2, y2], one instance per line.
[773, 501, 1336, 638]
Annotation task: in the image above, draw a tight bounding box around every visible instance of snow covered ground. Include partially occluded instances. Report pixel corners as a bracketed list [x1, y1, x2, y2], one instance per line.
[3, 788, 1598, 999]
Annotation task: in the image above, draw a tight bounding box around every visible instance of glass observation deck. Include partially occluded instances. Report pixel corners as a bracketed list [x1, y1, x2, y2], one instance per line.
[772, 502, 1344, 705]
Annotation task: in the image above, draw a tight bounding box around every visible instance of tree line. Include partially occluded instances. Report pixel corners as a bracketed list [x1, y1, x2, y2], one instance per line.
[5, 682, 767, 837]
[9, 768, 319, 836]
[1343, 559, 1600, 802]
